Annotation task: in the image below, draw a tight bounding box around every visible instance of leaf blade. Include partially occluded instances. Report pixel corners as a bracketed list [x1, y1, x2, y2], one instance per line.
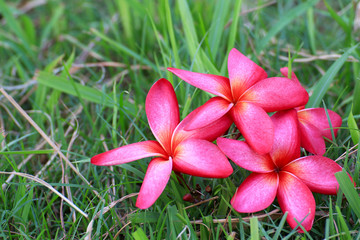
[306, 44, 359, 108]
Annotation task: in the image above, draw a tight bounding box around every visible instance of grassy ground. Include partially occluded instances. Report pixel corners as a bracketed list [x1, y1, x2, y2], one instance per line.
[1, 0, 360, 239]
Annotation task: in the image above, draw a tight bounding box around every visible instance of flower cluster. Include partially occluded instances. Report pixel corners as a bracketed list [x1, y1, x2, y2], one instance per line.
[91, 48, 350, 232]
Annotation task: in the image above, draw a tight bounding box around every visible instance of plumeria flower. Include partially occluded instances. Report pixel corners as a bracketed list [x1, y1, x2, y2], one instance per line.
[91, 79, 233, 209]
[280, 67, 342, 155]
[217, 109, 346, 232]
[168, 48, 309, 154]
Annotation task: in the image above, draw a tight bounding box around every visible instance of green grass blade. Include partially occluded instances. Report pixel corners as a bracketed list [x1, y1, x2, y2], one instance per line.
[256, 0, 319, 53]
[116, 0, 135, 47]
[207, 0, 231, 57]
[335, 170, 360, 220]
[222, 0, 243, 74]
[176, 0, 218, 74]
[21, 187, 33, 223]
[306, 44, 358, 108]
[176, 0, 202, 72]
[36, 71, 115, 107]
[130, 212, 161, 224]
[353, 75, 360, 115]
[273, 212, 288, 240]
[0, 0, 32, 55]
[20, 15, 36, 46]
[226, 0, 242, 53]
[0, 149, 54, 155]
[306, 7, 316, 54]
[355, 146, 360, 187]
[39, 5, 64, 47]
[132, 228, 149, 240]
[324, 218, 330, 240]
[347, 106, 360, 145]
[323, 0, 351, 35]
[335, 205, 352, 240]
[164, 0, 180, 68]
[250, 217, 259, 240]
[90, 28, 157, 70]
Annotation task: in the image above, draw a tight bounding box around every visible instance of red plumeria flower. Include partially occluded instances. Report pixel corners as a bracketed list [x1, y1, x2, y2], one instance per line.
[280, 67, 342, 155]
[168, 48, 309, 154]
[91, 79, 233, 209]
[217, 110, 346, 232]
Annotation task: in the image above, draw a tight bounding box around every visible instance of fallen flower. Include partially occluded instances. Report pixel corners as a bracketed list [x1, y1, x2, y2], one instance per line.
[168, 48, 308, 154]
[91, 79, 233, 209]
[280, 67, 342, 155]
[217, 109, 346, 232]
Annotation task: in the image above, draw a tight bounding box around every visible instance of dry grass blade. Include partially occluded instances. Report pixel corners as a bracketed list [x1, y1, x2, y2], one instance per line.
[36, 106, 82, 178]
[84, 192, 138, 240]
[1, 80, 37, 91]
[18, 0, 47, 13]
[335, 143, 359, 162]
[0, 171, 88, 218]
[113, 221, 132, 239]
[190, 209, 281, 224]
[184, 196, 219, 210]
[0, 87, 102, 200]
[269, 51, 358, 63]
[1, 139, 47, 190]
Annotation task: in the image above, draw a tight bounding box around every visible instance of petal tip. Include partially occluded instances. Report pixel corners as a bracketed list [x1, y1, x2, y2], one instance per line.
[90, 154, 106, 166]
[135, 199, 151, 209]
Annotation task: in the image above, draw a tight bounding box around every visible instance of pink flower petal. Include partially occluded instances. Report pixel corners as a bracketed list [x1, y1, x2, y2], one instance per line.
[228, 48, 268, 101]
[136, 157, 172, 209]
[171, 112, 232, 148]
[298, 120, 326, 155]
[283, 156, 342, 195]
[167, 68, 232, 101]
[241, 77, 309, 112]
[280, 67, 301, 84]
[298, 108, 342, 140]
[91, 141, 167, 166]
[173, 139, 233, 178]
[231, 172, 278, 213]
[145, 79, 180, 153]
[277, 171, 315, 232]
[183, 97, 233, 130]
[217, 137, 275, 173]
[231, 102, 274, 154]
[270, 110, 300, 168]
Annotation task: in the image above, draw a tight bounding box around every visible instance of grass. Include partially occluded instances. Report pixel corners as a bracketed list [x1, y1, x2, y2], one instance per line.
[0, 0, 359, 239]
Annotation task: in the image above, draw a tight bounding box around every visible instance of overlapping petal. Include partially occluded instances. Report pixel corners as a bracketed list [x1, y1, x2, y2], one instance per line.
[298, 108, 342, 140]
[283, 156, 342, 195]
[231, 172, 278, 213]
[167, 68, 232, 101]
[173, 139, 233, 178]
[228, 48, 268, 101]
[270, 110, 300, 168]
[172, 112, 232, 148]
[217, 138, 275, 173]
[136, 158, 172, 209]
[241, 77, 309, 112]
[145, 79, 180, 153]
[183, 97, 233, 130]
[277, 171, 315, 232]
[91, 141, 167, 166]
[231, 102, 274, 154]
[298, 120, 326, 155]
